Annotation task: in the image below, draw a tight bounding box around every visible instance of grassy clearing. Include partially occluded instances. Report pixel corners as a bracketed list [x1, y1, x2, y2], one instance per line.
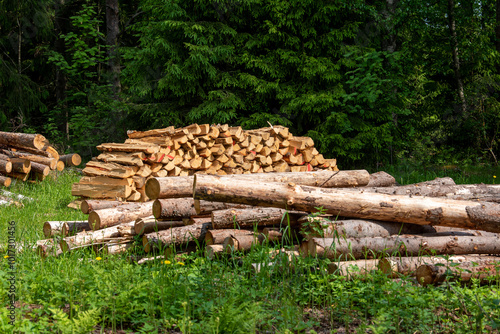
[0, 168, 499, 333]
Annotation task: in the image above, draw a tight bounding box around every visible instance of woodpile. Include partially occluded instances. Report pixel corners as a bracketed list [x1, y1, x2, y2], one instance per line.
[71, 124, 340, 203]
[38, 169, 500, 285]
[0, 131, 81, 186]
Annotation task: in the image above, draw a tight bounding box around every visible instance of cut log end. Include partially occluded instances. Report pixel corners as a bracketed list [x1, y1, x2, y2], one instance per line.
[415, 265, 436, 286]
[145, 178, 161, 200]
[152, 199, 162, 219]
[87, 212, 101, 230]
[0, 176, 11, 187]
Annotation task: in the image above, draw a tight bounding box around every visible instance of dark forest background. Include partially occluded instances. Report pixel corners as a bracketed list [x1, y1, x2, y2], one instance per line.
[1, 0, 499, 168]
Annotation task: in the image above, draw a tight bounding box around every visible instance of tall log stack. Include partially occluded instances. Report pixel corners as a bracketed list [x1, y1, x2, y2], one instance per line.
[71, 124, 338, 202]
[0, 131, 81, 186]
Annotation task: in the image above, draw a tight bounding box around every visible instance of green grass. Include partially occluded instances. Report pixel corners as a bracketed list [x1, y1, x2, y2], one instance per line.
[0, 167, 499, 333]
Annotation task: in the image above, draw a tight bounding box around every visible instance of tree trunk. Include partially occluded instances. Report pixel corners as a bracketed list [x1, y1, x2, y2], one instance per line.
[300, 217, 436, 239]
[147, 170, 370, 199]
[205, 229, 256, 245]
[0, 160, 12, 174]
[309, 235, 500, 260]
[30, 162, 50, 176]
[379, 255, 500, 278]
[106, 0, 121, 97]
[193, 175, 500, 232]
[88, 201, 154, 230]
[328, 259, 380, 277]
[59, 153, 82, 167]
[194, 200, 250, 215]
[211, 207, 305, 229]
[447, 0, 467, 116]
[43, 221, 89, 238]
[3, 150, 57, 169]
[366, 171, 396, 187]
[416, 260, 500, 286]
[152, 198, 198, 219]
[9, 158, 31, 173]
[0, 132, 47, 150]
[223, 234, 263, 253]
[142, 222, 211, 253]
[80, 199, 124, 214]
[339, 183, 500, 203]
[60, 221, 135, 252]
[134, 216, 185, 235]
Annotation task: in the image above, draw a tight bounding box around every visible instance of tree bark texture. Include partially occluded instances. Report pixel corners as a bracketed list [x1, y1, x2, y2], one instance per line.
[134, 216, 185, 235]
[88, 201, 154, 230]
[142, 222, 210, 252]
[309, 235, 500, 260]
[205, 229, 256, 245]
[211, 207, 305, 229]
[80, 199, 124, 214]
[0, 132, 47, 150]
[193, 175, 500, 232]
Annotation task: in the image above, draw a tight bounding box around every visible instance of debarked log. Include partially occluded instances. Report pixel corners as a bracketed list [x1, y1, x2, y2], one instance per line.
[43, 221, 90, 237]
[193, 174, 500, 233]
[309, 235, 500, 260]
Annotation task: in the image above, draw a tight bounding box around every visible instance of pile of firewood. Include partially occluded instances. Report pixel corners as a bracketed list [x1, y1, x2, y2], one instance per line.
[37, 170, 500, 285]
[71, 124, 337, 203]
[0, 131, 81, 186]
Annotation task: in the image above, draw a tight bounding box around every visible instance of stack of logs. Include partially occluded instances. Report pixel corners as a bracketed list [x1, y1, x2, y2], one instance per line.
[0, 131, 81, 186]
[38, 169, 500, 285]
[71, 124, 337, 203]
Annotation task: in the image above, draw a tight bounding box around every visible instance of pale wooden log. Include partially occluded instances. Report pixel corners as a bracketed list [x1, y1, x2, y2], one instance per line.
[59, 153, 82, 167]
[45, 146, 60, 160]
[211, 207, 305, 229]
[97, 143, 160, 154]
[147, 170, 369, 200]
[127, 126, 175, 139]
[0, 132, 47, 150]
[134, 216, 185, 235]
[346, 183, 500, 203]
[309, 235, 500, 260]
[43, 221, 89, 237]
[8, 158, 31, 173]
[366, 171, 396, 187]
[97, 152, 144, 166]
[206, 244, 224, 259]
[0, 175, 11, 187]
[0, 159, 12, 174]
[83, 161, 137, 178]
[60, 221, 135, 251]
[56, 160, 64, 171]
[416, 260, 500, 286]
[88, 201, 154, 230]
[101, 241, 134, 254]
[379, 255, 500, 278]
[80, 199, 123, 214]
[2, 150, 57, 169]
[72, 183, 132, 199]
[328, 259, 380, 276]
[36, 239, 62, 257]
[193, 174, 500, 233]
[205, 229, 255, 245]
[223, 234, 263, 253]
[142, 222, 210, 253]
[432, 225, 499, 237]
[299, 217, 436, 239]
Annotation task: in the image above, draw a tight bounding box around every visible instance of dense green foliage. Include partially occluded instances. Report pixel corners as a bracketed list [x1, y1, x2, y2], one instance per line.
[0, 0, 499, 166]
[0, 169, 499, 333]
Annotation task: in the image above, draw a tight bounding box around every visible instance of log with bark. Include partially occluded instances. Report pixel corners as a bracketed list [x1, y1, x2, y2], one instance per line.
[59, 153, 82, 167]
[80, 199, 124, 214]
[205, 229, 256, 245]
[134, 216, 185, 235]
[0, 132, 47, 150]
[416, 260, 500, 286]
[193, 174, 500, 233]
[142, 222, 211, 253]
[309, 235, 500, 260]
[299, 217, 436, 239]
[146, 170, 370, 199]
[366, 171, 396, 187]
[211, 207, 305, 229]
[0, 176, 11, 187]
[328, 259, 380, 277]
[379, 255, 500, 278]
[88, 201, 154, 230]
[223, 234, 263, 253]
[60, 221, 135, 252]
[43, 221, 89, 237]
[206, 244, 224, 259]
